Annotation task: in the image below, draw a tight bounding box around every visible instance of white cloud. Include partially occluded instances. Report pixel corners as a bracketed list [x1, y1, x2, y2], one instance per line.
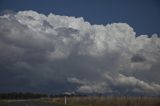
[0, 10, 160, 95]
[105, 73, 160, 94]
[68, 74, 160, 95]
[68, 77, 111, 93]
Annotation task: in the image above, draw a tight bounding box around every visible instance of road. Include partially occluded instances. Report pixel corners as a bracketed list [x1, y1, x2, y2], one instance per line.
[0, 100, 64, 106]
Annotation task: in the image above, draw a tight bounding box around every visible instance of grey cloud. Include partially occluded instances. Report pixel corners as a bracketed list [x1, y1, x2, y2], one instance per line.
[131, 54, 146, 62]
[0, 10, 160, 95]
[43, 20, 53, 29]
[105, 73, 160, 95]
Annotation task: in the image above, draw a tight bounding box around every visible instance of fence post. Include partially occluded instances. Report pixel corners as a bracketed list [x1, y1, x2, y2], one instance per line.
[65, 96, 66, 104]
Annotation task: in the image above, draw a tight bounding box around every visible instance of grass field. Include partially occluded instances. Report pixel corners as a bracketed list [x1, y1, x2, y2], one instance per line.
[51, 96, 160, 106]
[0, 100, 12, 105]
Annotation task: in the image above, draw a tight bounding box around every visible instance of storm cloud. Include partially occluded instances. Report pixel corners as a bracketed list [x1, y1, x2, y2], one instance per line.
[0, 10, 160, 95]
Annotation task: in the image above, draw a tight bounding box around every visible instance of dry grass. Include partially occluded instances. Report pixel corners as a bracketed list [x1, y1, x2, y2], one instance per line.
[51, 96, 160, 106]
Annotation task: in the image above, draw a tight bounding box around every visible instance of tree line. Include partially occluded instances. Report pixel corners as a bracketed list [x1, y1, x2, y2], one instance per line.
[0, 92, 48, 99]
[0, 92, 88, 99]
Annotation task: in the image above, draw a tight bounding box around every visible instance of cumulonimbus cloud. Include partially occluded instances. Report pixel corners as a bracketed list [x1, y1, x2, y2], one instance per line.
[0, 10, 160, 95]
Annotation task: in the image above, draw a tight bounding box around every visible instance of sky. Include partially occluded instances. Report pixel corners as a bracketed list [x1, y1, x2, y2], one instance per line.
[0, 0, 160, 96]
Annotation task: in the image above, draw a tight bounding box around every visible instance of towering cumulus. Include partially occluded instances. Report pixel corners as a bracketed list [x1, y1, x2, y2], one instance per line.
[0, 10, 160, 96]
